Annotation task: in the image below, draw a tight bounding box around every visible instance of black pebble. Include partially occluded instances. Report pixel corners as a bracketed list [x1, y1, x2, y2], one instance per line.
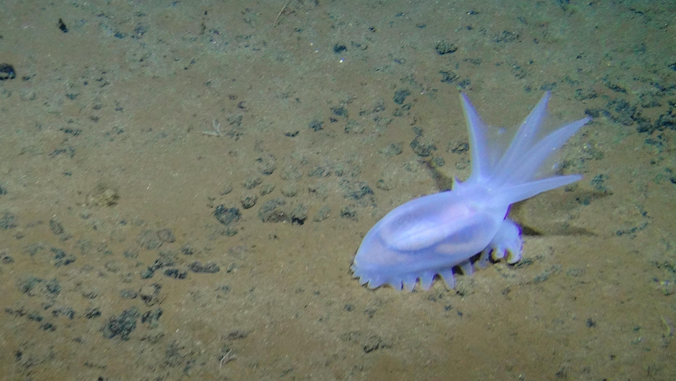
[102, 307, 139, 340]
[163, 268, 187, 279]
[181, 245, 194, 256]
[410, 138, 437, 157]
[214, 205, 241, 226]
[58, 18, 68, 33]
[393, 89, 410, 105]
[40, 322, 56, 332]
[331, 106, 348, 118]
[435, 41, 458, 55]
[340, 207, 357, 220]
[141, 308, 163, 328]
[0, 63, 16, 81]
[45, 279, 61, 295]
[333, 44, 347, 53]
[49, 219, 65, 235]
[85, 308, 101, 319]
[308, 119, 324, 132]
[189, 261, 221, 273]
[0, 211, 17, 229]
[51, 247, 76, 267]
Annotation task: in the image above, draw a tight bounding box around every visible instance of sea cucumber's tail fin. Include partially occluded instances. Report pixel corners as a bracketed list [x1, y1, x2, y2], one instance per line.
[461, 92, 552, 184]
[488, 92, 552, 181]
[492, 115, 590, 187]
[461, 92, 590, 203]
[494, 174, 582, 206]
[461, 93, 494, 184]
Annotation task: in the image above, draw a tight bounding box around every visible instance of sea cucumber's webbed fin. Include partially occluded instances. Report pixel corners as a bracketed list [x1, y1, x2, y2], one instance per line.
[460, 93, 493, 184]
[490, 92, 551, 180]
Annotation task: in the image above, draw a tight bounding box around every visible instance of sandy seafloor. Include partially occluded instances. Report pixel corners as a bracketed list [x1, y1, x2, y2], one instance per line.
[0, 0, 675, 380]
